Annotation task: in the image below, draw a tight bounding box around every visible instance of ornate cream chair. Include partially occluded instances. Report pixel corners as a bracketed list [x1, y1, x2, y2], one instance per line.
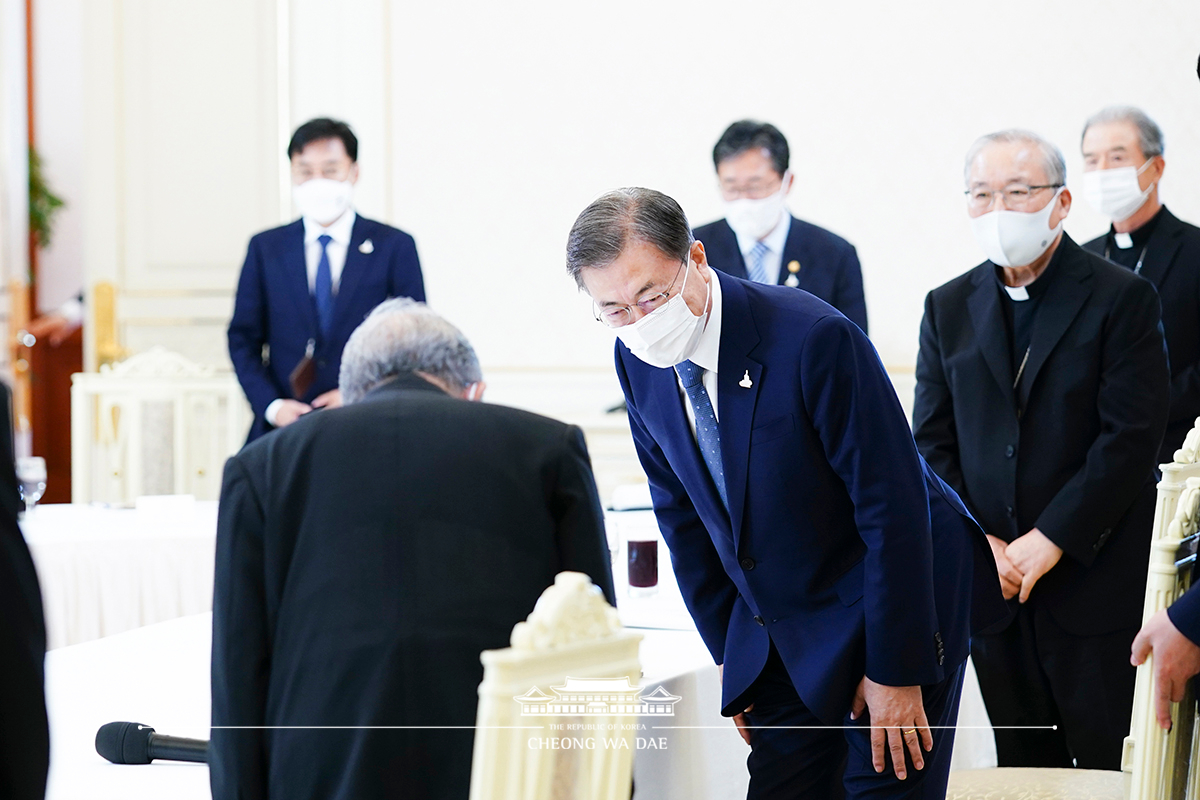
[949, 419, 1200, 799]
[70, 346, 250, 503]
[1120, 426, 1200, 800]
[470, 572, 642, 800]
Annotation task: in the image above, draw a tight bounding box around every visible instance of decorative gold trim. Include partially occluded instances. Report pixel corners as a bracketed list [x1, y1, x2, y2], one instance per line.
[93, 282, 128, 367]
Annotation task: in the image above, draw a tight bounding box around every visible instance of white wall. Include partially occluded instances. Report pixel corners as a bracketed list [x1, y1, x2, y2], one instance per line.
[386, 0, 1200, 371]
[33, 0, 84, 312]
[36, 0, 1200, 374]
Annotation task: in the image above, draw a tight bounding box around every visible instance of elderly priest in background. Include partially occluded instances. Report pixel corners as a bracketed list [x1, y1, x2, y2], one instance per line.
[1079, 106, 1200, 465]
[568, 187, 1005, 799]
[914, 129, 1169, 771]
[210, 299, 615, 800]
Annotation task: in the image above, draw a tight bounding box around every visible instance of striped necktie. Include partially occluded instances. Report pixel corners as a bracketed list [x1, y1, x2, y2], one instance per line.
[747, 240, 770, 284]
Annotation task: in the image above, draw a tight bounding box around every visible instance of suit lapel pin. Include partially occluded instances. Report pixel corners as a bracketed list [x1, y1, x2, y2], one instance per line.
[359, 239, 374, 254]
[785, 260, 801, 288]
[739, 370, 753, 389]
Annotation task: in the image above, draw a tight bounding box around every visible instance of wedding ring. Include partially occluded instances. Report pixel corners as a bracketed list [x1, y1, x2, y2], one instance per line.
[902, 728, 918, 736]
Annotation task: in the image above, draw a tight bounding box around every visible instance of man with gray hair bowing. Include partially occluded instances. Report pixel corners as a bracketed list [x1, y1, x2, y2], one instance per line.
[914, 129, 1169, 769]
[568, 187, 1005, 798]
[210, 298, 615, 800]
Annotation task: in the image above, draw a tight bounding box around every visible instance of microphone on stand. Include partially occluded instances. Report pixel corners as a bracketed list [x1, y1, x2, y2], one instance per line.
[95, 721, 208, 764]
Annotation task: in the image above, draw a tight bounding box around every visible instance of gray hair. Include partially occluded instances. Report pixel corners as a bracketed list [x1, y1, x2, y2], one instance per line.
[338, 298, 482, 403]
[565, 188, 694, 289]
[1082, 106, 1164, 158]
[964, 129, 1066, 187]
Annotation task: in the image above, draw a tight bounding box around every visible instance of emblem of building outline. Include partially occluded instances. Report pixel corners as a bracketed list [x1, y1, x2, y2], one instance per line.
[514, 677, 682, 716]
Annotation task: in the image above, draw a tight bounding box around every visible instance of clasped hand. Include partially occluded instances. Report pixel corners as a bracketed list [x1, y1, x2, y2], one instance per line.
[987, 528, 1062, 603]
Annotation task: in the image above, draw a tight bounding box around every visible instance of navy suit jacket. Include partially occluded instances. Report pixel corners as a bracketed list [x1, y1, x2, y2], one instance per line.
[615, 271, 1005, 724]
[693, 216, 868, 333]
[228, 214, 425, 442]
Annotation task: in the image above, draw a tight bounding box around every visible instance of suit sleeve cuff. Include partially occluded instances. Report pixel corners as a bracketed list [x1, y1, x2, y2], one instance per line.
[1169, 587, 1200, 647]
[264, 399, 283, 428]
[1035, 519, 1102, 568]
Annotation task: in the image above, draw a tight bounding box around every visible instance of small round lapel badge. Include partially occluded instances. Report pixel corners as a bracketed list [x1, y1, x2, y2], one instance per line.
[785, 260, 800, 288]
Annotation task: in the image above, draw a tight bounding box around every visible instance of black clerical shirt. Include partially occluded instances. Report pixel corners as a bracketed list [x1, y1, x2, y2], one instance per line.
[995, 243, 1064, 397]
[1102, 206, 1164, 273]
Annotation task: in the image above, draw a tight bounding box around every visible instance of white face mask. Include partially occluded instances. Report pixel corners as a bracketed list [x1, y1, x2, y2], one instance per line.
[722, 174, 789, 241]
[969, 188, 1064, 268]
[613, 262, 711, 369]
[293, 178, 354, 225]
[1081, 158, 1156, 223]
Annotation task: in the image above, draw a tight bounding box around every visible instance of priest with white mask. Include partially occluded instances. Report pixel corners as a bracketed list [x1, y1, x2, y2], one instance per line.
[227, 117, 425, 443]
[1079, 106, 1200, 463]
[913, 128, 1169, 770]
[692, 120, 869, 333]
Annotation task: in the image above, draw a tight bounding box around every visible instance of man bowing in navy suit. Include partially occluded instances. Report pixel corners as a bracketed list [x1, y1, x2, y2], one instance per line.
[567, 188, 1005, 799]
[228, 118, 425, 442]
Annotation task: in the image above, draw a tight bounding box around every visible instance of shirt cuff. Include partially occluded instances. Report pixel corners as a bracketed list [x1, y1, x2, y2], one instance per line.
[265, 398, 284, 428]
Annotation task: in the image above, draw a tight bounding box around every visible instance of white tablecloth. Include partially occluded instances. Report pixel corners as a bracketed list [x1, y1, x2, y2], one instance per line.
[22, 501, 219, 649]
[43, 613, 745, 800]
[41, 507, 995, 799]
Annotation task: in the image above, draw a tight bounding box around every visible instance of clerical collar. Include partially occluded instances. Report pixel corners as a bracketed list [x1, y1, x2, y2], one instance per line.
[993, 239, 1064, 302]
[1109, 206, 1164, 250]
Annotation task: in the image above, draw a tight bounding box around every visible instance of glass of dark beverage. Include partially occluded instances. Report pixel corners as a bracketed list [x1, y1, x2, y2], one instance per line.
[627, 538, 658, 597]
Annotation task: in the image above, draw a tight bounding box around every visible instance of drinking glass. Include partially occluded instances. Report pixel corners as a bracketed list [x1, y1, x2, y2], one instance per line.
[627, 538, 659, 597]
[17, 456, 47, 517]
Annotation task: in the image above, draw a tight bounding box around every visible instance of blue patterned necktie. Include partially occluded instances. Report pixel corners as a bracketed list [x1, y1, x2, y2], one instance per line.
[314, 233, 334, 336]
[675, 360, 728, 511]
[747, 240, 770, 284]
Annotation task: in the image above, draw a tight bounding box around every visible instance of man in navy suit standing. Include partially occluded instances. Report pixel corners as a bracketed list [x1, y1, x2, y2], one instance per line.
[567, 188, 1004, 798]
[692, 120, 868, 333]
[228, 118, 425, 442]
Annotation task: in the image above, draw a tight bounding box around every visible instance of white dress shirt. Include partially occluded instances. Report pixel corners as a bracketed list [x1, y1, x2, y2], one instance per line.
[302, 208, 357, 294]
[731, 209, 791, 285]
[676, 272, 723, 437]
[266, 208, 357, 426]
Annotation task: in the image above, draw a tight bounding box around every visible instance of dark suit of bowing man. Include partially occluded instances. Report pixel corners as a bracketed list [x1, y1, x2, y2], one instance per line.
[228, 118, 425, 443]
[568, 188, 1005, 799]
[211, 300, 615, 800]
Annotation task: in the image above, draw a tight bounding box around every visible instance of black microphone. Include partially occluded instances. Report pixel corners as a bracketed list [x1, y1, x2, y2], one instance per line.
[95, 721, 208, 764]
